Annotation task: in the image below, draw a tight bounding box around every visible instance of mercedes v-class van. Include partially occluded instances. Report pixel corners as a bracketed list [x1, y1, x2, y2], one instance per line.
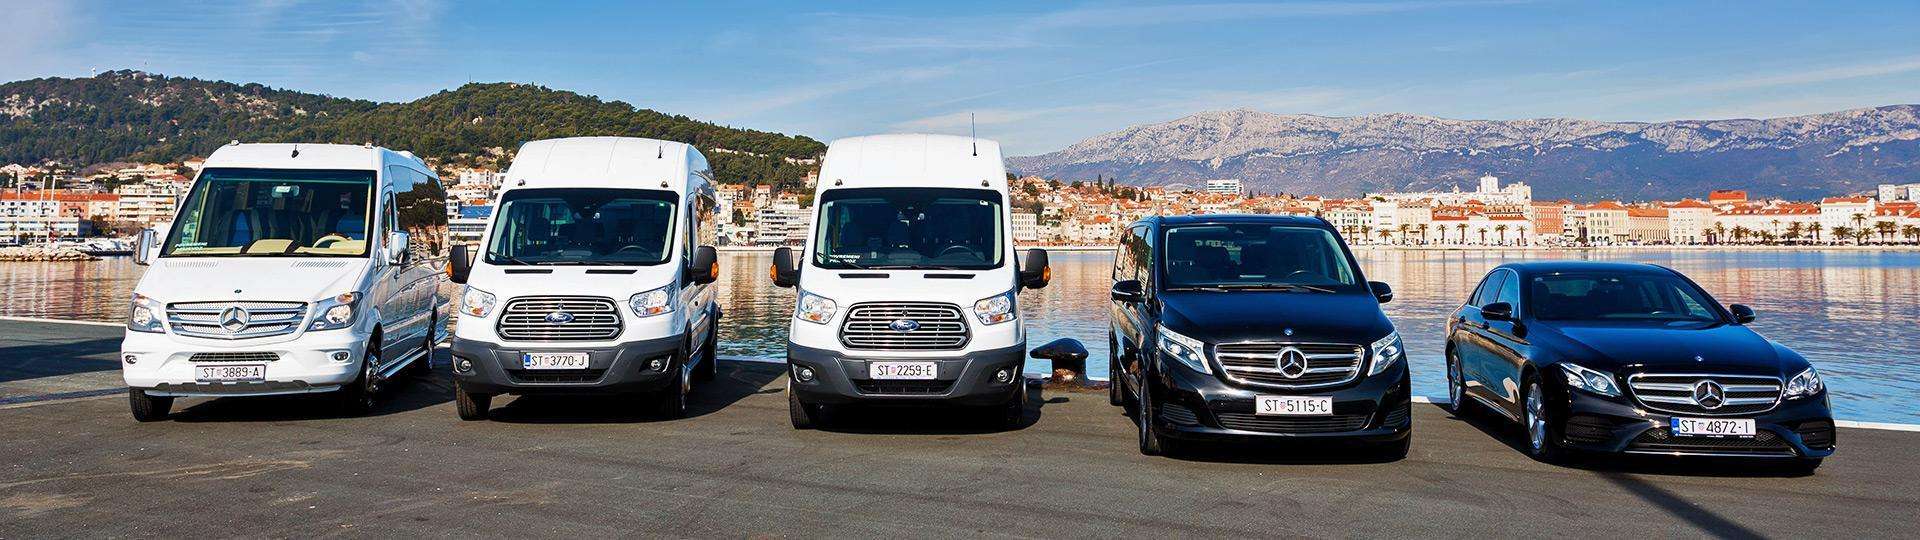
[121, 142, 446, 420]
[446, 137, 721, 420]
[769, 134, 1049, 430]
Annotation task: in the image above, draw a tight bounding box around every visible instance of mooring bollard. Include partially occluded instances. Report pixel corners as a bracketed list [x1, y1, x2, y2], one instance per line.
[1029, 338, 1089, 385]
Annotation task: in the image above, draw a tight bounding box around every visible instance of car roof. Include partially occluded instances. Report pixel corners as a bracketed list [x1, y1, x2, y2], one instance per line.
[1497, 261, 1677, 276]
[1136, 214, 1331, 228]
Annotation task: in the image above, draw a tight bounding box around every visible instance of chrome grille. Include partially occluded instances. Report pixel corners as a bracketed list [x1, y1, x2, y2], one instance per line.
[189, 352, 279, 363]
[1214, 342, 1364, 389]
[167, 301, 307, 339]
[496, 296, 622, 341]
[1627, 373, 1782, 416]
[839, 302, 969, 350]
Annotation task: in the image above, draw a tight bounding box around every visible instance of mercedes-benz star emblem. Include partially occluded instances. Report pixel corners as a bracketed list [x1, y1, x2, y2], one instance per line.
[1691, 380, 1726, 409]
[889, 319, 921, 333]
[544, 311, 575, 324]
[1276, 347, 1308, 379]
[218, 306, 251, 333]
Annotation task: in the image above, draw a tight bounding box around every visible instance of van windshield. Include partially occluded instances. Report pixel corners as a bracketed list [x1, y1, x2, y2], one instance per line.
[161, 168, 374, 257]
[812, 187, 1004, 270]
[484, 188, 677, 266]
[1162, 224, 1359, 289]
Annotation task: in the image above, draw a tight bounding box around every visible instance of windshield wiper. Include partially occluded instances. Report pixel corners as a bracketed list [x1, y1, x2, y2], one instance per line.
[491, 254, 535, 266]
[1207, 283, 1339, 293]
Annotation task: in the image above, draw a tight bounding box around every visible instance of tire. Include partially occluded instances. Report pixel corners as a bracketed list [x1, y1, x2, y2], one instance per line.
[788, 383, 819, 430]
[454, 379, 490, 421]
[654, 353, 691, 419]
[1444, 350, 1466, 416]
[128, 388, 172, 422]
[998, 381, 1028, 430]
[693, 323, 718, 383]
[1521, 373, 1564, 464]
[336, 348, 380, 416]
[412, 313, 437, 376]
[1136, 382, 1177, 456]
[1108, 332, 1125, 407]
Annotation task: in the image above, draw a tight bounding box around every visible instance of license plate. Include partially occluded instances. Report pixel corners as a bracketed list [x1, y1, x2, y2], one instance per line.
[869, 361, 938, 380]
[522, 352, 590, 370]
[196, 364, 265, 382]
[1671, 417, 1756, 437]
[1255, 395, 1333, 416]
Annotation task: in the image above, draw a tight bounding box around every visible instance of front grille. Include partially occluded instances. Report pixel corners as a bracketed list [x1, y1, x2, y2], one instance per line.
[506, 369, 607, 384]
[1797, 420, 1835, 449]
[1564, 414, 1617, 444]
[1627, 373, 1781, 416]
[496, 296, 622, 342]
[189, 352, 279, 363]
[1161, 403, 1200, 426]
[167, 301, 307, 339]
[1215, 412, 1370, 434]
[839, 302, 969, 351]
[854, 380, 955, 395]
[1214, 342, 1364, 389]
[1627, 427, 1796, 456]
[1383, 403, 1410, 428]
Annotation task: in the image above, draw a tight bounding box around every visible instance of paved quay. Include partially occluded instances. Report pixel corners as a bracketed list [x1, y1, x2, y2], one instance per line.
[1, 319, 1914, 538]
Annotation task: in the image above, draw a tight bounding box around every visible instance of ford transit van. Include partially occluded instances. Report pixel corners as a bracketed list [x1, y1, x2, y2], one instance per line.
[447, 137, 720, 420]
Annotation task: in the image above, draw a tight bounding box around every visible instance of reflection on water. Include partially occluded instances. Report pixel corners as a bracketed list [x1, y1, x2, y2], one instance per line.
[6, 249, 1917, 422]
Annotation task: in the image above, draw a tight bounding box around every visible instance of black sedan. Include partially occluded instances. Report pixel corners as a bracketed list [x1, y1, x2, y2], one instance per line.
[1444, 262, 1834, 472]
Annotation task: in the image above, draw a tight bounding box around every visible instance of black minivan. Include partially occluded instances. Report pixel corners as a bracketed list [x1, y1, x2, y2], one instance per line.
[1108, 215, 1410, 457]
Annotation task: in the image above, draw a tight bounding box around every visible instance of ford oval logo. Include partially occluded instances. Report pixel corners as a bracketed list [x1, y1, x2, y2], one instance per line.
[545, 311, 576, 324]
[888, 319, 921, 332]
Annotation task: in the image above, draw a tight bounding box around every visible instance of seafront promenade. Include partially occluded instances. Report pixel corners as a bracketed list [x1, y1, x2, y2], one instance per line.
[2, 318, 1916, 537]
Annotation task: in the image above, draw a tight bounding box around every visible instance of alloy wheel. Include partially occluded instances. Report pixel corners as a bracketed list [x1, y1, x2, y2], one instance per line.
[1448, 354, 1464, 410]
[1525, 383, 1547, 452]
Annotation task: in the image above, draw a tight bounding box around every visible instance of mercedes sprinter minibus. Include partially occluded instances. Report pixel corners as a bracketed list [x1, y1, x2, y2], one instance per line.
[769, 134, 1049, 430]
[447, 137, 720, 420]
[121, 142, 446, 420]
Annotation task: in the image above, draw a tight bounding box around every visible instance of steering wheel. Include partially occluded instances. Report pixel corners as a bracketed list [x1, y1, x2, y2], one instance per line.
[938, 245, 981, 258]
[613, 245, 647, 254]
[314, 234, 349, 248]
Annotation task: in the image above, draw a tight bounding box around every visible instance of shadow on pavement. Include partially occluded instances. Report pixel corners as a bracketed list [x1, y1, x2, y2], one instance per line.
[1432, 401, 1816, 478]
[809, 381, 1049, 435]
[0, 337, 122, 384]
[168, 351, 453, 423]
[484, 359, 785, 424]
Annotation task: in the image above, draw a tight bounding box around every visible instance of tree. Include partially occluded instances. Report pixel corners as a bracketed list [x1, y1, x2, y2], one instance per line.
[1358, 225, 1372, 244]
[1477, 226, 1488, 245]
[1731, 226, 1751, 244]
[1417, 223, 1430, 245]
[1455, 223, 1468, 244]
[1809, 222, 1824, 243]
[1396, 223, 1410, 245]
[1830, 226, 1853, 244]
[1713, 222, 1728, 244]
[1785, 222, 1804, 244]
[1902, 224, 1920, 244]
[1875, 221, 1896, 243]
[1494, 224, 1509, 245]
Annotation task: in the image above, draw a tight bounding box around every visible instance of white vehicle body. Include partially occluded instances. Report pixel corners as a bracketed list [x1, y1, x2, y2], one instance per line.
[447, 137, 720, 419]
[120, 143, 444, 419]
[776, 134, 1049, 427]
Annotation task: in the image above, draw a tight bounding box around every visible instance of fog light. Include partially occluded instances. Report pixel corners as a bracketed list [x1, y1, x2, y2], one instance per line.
[647, 357, 668, 372]
[122, 354, 137, 365]
[455, 358, 474, 373]
[330, 351, 352, 363]
[794, 366, 816, 382]
[995, 368, 1014, 384]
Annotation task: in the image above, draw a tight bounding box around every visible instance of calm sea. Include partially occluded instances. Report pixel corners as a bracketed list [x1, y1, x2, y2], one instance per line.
[4, 249, 1916, 423]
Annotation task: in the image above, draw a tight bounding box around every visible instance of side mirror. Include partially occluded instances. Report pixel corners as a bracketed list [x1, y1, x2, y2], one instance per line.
[133, 228, 158, 266]
[1110, 279, 1145, 303]
[1482, 301, 1515, 321]
[770, 247, 799, 288]
[688, 245, 719, 285]
[447, 243, 472, 284]
[1729, 304, 1756, 324]
[1369, 281, 1394, 304]
[386, 231, 411, 265]
[1019, 249, 1051, 289]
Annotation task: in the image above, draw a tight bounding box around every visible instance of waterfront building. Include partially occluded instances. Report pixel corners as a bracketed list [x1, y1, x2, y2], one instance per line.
[111, 181, 182, 227]
[447, 205, 492, 247]
[1709, 190, 1749, 207]
[1819, 196, 1877, 241]
[1877, 183, 1920, 202]
[1011, 211, 1038, 243]
[754, 203, 810, 245]
[1205, 179, 1244, 196]
[1569, 201, 1629, 245]
[1665, 199, 1714, 244]
[1529, 200, 1566, 240]
[1626, 207, 1670, 244]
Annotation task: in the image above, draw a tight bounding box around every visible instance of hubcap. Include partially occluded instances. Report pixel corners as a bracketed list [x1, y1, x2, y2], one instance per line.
[1526, 384, 1546, 452]
[1137, 388, 1151, 445]
[1448, 355, 1463, 407]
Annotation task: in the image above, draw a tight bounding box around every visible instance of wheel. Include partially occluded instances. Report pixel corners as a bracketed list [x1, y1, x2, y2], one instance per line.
[128, 388, 172, 422]
[788, 382, 820, 429]
[1785, 458, 1823, 475]
[1108, 332, 1125, 407]
[653, 354, 691, 419]
[412, 313, 438, 376]
[997, 381, 1028, 430]
[1444, 350, 1466, 416]
[1136, 381, 1177, 456]
[1521, 373, 1564, 463]
[693, 323, 718, 383]
[336, 348, 380, 416]
[454, 379, 490, 421]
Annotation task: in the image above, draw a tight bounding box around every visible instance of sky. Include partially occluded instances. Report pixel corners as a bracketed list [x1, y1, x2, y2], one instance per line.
[6, 0, 1920, 155]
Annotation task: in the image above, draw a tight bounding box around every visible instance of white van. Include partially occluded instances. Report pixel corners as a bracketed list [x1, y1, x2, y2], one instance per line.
[769, 134, 1050, 429]
[446, 137, 721, 420]
[122, 142, 445, 420]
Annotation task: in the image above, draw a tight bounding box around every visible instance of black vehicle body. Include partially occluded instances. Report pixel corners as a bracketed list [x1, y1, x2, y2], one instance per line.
[1445, 261, 1834, 468]
[1109, 215, 1411, 456]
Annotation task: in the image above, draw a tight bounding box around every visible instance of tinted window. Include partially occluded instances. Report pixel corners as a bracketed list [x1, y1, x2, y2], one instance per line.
[812, 187, 1004, 270]
[1528, 273, 1726, 326]
[1471, 272, 1509, 307]
[1162, 224, 1357, 288]
[485, 188, 677, 266]
[1494, 272, 1521, 308]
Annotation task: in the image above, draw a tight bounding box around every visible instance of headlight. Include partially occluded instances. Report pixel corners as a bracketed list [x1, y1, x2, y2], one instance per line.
[795, 290, 838, 324]
[1559, 363, 1621, 397]
[1785, 367, 1824, 399]
[972, 290, 1016, 325]
[629, 286, 673, 317]
[460, 286, 496, 318]
[127, 293, 163, 333]
[1367, 331, 1403, 376]
[1156, 323, 1209, 374]
[308, 292, 362, 331]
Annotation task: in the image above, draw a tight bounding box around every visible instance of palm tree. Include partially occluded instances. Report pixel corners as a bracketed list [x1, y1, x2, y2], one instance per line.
[1856, 227, 1872, 245]
[1417, 223, 1431, 245]
[1477, 226, 1489, 245]
[1495, 224, 1510, 245]
[1809, 222, 1824, 244]
[1701, 228, 1717, 245]
[1770, 219, 1783, 241]
[1785, 222, 1804, 244]
[1902, 224, 1920, 244]
[1359, 225, 1373, 244]
[1875, 221, 1896, 243]
[1455, 223, 1468, 244]
[1830, 226, 1853, 245]
[1713, 222, 1728, 244]
[1377, 229, 1393, 244]
[1515, 225, 1528, 245]
[1851, 213, 1867, 236]
[1397, 223, 1411, 245]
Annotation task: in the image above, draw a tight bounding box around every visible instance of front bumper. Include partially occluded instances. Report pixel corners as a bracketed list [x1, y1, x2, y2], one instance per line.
[120, 329, 368, 397]
[450, 335, 682, 395]
[1556, 389, 1836, 459]
[1149, 359, 1412, 444]
[786, 342, 1025, 407]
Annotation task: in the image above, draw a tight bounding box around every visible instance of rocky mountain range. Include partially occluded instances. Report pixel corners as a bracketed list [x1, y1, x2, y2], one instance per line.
[1007, 107, 1920, 200]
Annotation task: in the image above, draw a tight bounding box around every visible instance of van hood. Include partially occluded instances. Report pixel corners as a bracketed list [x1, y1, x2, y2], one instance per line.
[464, 263, 683, 298]
[1158, 290, 1393, 346]
[797, 269, 1020, 310]
[135, 258, 371, 303]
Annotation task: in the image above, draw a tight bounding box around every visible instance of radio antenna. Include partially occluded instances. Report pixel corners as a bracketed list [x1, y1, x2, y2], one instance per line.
[970, 113, 978, 157]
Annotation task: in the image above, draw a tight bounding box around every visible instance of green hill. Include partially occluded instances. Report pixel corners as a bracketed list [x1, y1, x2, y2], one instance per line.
[0, 70, 823, 187]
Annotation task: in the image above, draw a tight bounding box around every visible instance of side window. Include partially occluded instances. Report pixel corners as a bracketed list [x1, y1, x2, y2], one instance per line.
[1494, 271, 1521, 309]
[380, 192, 397, 240]
[698, 192, 718, 246]
[1130, 226, 1153, 288]
[1471, 272, 1508, 308]
[1113, 226, 1136, 280]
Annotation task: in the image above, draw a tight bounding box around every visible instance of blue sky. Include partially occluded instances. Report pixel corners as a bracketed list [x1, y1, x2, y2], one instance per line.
[6, 0, 1920, 155]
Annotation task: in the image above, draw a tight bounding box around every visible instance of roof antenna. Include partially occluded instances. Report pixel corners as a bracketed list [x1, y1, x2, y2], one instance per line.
[290, 144, 299, 158]
[657, 145, 663, 159]
[970, 113, 978, 157]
